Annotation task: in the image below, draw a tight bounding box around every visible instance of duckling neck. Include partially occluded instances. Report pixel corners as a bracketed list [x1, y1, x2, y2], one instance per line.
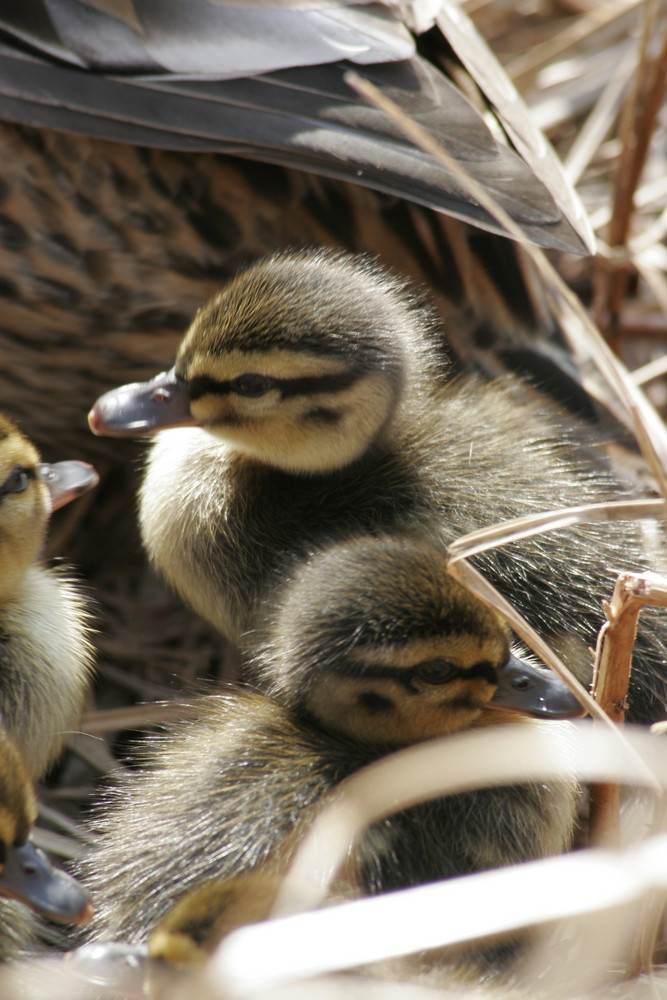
[140, 425, 431, 643]
[0, 533, 43, 606]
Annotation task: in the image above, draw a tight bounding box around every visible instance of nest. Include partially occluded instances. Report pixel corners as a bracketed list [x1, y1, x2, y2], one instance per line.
[1, 0, 667, 996]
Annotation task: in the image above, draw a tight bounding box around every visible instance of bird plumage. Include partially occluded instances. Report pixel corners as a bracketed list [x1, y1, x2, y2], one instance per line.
[0, 6, 659, 990]
[79, 534, 578, 976]
[0, 414, 97, 780]
[0, 1, 590, 254]
[0, 3, 604, 478]
[90, 248, 667, 723]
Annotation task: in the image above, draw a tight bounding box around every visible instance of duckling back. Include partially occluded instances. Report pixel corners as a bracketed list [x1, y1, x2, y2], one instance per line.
[80, 535, 577, 950]
[82, 691, 576, 948]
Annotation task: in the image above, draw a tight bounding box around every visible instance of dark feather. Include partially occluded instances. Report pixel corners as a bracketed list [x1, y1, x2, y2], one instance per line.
[0, 1, 590, 251]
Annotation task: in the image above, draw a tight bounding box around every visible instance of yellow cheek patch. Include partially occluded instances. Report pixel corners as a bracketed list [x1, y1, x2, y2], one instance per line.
[307, 673, 493, 745]
[189, 395, 240, 427]
[436, 675, 496, 705]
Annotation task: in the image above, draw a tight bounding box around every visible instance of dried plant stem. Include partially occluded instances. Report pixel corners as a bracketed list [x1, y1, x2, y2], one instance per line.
[625, 791, 667, 977]
[273, 725, 667, 922]
[447, 497, 665, 564]
[633, 353, 667, 386]
[81, 700, 194, 734]
[589, 577, 641, 848]
[588, 781, 621, 848]
[504, 0, 643, 91]
[592, 574, 647, 723]
[345, 69, 667, 496]
[595, 4, 667, 342]
[589, 572, 667, 849]
[608, 0, 661, 249]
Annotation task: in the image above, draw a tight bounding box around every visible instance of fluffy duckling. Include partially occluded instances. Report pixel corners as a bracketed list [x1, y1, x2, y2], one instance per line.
[80, 535, 579, 957]
[89, 248, 667, 724]
[0, 414, 97, 780]
[0, 722, 92, 960]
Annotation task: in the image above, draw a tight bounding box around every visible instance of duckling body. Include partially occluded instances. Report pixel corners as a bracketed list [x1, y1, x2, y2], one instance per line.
[0, 415, 97, 779]
[84, 692, 575, 949]
[80, 535, 578, 958]
[90, 249, 667, 724]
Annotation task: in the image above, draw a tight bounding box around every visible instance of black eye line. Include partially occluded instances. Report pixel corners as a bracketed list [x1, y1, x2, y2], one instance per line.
[187, 369, 362, 402]
[0, 465, 35, 498]
[415, 658, 498, 686]
[330, 658, 499, 687]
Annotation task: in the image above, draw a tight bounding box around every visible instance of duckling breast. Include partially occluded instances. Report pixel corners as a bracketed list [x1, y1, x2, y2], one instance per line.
[0, 565, 94, 780]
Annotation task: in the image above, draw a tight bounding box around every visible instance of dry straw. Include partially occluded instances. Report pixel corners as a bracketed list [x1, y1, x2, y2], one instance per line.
[12, 1, 667, 997]
[206, 5, 667, 996]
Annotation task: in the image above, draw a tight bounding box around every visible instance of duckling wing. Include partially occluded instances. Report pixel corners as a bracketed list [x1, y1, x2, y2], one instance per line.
[0, 2, 589, 253]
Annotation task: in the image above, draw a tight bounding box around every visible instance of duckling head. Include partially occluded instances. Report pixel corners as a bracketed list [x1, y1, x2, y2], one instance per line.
[0, 724, 93, 925]
[89, 249, 439, 473]
[251, 535, 583, 747]
[0, 414, 98, 602]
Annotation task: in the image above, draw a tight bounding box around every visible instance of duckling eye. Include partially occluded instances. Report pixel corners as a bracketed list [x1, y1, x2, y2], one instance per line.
[416, 659, 458, 685]
[231, 374, 276, 397]
[0, 466, 32, 496]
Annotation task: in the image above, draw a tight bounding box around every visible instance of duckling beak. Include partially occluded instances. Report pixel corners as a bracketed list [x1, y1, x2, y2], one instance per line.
[88, 368, 198, 437]
[0, 840, 93, 925]
[37, 461, 99, 512]
[490, 654, 585, 719]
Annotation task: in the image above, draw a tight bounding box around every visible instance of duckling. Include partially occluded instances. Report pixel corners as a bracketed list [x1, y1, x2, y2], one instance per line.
[0, 721, 93, 960]
[89, 248, 667, 724]
[80, 534, 579, 957]
[0, 414, 97, 780]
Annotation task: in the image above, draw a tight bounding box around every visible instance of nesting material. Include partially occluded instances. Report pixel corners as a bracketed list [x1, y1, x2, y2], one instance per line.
[0, 1, 666, 997]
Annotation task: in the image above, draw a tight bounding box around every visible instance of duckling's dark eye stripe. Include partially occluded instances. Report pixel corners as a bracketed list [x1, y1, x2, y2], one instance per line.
[332, 660, 498, 686]
[450, 662, 498, 685]
[187, 371, 362, 401]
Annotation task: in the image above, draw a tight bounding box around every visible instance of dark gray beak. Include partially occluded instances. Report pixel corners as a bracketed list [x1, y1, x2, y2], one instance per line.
[37, 461, 99, 512]
[88, 367, 198, 438]
[490, 653, 585, 719]
[0, 840, 93, 925]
